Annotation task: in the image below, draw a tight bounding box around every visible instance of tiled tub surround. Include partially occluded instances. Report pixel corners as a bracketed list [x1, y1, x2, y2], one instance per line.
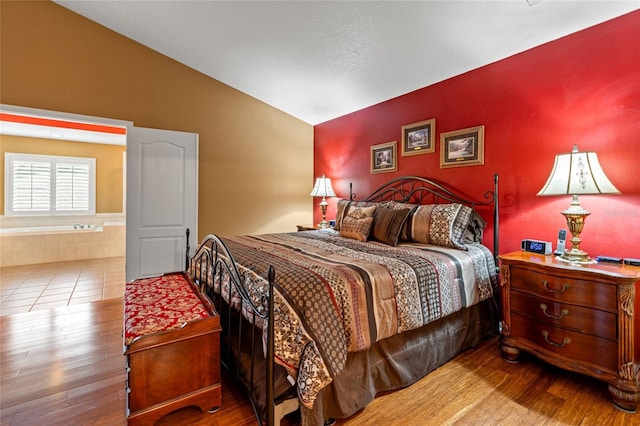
[0, 214, 125, 267]
[0, 224, 100, 234]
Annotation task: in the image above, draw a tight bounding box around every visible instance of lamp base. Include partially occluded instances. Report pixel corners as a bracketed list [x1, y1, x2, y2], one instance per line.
[556, 249, 596, 265]
[558, 196, 595, 265]
[317, 201, 332, 229]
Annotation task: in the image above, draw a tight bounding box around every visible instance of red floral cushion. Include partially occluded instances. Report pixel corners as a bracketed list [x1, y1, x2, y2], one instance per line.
[124, 273, 211, 346]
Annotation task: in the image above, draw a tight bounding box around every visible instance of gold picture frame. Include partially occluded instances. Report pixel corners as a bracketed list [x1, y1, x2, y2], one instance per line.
[371, 141, 397, 174]
[401, 118, 435, 156]
[440, 125, 485, 168]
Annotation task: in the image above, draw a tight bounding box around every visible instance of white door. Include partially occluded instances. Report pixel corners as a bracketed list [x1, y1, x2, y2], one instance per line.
[126, 127, 198, 282]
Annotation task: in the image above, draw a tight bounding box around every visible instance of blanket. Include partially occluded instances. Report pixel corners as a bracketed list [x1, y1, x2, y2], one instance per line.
[205, 231, 496, 408]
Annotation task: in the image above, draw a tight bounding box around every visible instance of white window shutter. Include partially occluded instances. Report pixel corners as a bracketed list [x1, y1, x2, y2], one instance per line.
[56, 163, 91, 211]
[11, 160, 51, 212]
[5, 153, 96, 216]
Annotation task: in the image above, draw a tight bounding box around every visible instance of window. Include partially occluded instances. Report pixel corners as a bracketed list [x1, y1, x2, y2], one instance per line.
[5, 153, 96, 216]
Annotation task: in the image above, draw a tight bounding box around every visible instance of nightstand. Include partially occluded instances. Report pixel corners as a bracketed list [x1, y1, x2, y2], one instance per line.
[499, 251, 640, 412]
[296, 225, 318, 231]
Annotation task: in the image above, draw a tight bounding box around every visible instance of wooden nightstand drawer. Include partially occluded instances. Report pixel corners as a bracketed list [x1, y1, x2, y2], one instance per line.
[510, 266, 616, 312]
[499, 251, 640, 412]
[511, 313, 618, 372]
[511, 290, 616, 339]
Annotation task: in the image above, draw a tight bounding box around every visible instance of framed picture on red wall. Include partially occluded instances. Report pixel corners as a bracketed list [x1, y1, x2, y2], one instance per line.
[440, 125, 485, 168]
[401, 118, 436, 156]
[371, 141, 397, 174]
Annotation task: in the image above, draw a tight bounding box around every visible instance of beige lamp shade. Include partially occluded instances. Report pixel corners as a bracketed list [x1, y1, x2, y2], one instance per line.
[310, 175, 336, 198]
[537, 145, 620, 196]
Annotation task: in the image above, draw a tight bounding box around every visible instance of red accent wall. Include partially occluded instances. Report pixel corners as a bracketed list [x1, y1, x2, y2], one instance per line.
[314, 11, 640, 259]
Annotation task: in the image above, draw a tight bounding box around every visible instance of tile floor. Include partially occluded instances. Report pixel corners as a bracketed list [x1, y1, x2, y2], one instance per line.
[0, 257, 125, 316]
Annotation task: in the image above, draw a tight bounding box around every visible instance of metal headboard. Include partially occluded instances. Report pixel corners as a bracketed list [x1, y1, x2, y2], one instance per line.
[351, 174, 499, 266]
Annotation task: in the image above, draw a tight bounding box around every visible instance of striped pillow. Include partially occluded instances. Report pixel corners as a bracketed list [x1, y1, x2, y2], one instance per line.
[371, 207, 411, 246]
[333, 199, 351, 231]
[383, 200, 419, 241]
[411, 203, 473, 250]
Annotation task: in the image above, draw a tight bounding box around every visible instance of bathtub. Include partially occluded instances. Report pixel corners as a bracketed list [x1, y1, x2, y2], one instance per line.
[0, 221, 124, 267]
[0, 224, 102, 236]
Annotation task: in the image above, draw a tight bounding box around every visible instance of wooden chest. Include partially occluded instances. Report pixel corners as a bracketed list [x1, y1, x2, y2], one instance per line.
[124, 272, 222, 425]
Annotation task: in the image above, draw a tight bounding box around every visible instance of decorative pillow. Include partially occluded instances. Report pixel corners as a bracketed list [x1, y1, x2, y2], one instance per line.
[429, 204, 474, 249]
[410, 203, 475, 250]
[384, 200, 419, 242]
[335, 200, 379, 231]
[333, 199, 351, 231]
[409, 204, 436, 244]
[370, 207, 411, 246]
[339, 205, 377, 242]
[465, 210, 487, 243]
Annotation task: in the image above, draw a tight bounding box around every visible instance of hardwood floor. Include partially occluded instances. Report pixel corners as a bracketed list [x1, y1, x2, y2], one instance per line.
[0, 299, 127, 425]
[1, 298, 637, 426]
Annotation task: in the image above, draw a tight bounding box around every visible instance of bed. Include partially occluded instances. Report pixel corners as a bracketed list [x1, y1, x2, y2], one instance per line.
[188, 175, 500, 426]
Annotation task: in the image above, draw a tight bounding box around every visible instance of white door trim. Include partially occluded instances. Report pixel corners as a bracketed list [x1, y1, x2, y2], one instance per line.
[0, 104, 133, 128]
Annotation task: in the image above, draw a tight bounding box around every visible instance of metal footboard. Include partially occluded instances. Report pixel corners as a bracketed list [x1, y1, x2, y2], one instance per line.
[187, 232, 276, 426]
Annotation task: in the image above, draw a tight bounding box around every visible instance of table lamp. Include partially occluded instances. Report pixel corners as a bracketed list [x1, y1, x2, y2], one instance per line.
[537, 145, 620, 264]
[310, 174, 336, 229]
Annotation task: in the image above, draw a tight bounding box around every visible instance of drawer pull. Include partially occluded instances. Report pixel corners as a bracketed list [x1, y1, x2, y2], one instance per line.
[542, 330, 571, 348]
[540, 303, 569, 320]
[542, 280, 570, 294]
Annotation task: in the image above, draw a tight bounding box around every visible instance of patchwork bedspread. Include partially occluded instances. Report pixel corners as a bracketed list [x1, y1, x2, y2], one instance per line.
[205, 230, 497, 408]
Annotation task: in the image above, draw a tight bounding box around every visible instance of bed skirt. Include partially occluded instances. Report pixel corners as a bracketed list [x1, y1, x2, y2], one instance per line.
[300, 297, 498, 425]
[231, 296, 498, 425]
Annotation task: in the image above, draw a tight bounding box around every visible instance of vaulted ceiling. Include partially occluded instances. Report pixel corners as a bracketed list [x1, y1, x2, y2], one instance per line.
[41, 1, 640, 125]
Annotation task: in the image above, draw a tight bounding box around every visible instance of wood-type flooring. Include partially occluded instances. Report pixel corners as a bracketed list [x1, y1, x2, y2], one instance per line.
[1, 297, 636, 426]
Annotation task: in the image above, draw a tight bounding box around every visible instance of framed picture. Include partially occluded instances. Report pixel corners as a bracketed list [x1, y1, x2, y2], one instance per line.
[401, 118, 435, 156]
[371, 141, 397, 174]
[440, 125, 485, 168]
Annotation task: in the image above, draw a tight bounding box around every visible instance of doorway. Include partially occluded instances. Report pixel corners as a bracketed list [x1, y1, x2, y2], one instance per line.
[0, 105, 198, 310]
[0, 105, 129, 314]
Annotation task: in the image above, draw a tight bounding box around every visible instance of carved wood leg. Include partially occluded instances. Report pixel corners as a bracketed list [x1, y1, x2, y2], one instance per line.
[608, 385, 639, 413]
[500, 342, 520, 363]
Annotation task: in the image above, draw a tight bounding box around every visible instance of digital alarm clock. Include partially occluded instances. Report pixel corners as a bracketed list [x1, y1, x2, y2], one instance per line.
[521, 239, 553, 255]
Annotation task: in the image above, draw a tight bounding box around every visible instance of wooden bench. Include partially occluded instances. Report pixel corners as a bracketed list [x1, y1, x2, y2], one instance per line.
[123, 271, 221, 426]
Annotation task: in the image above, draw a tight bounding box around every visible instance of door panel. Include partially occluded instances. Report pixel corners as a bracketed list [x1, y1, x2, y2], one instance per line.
[140, 141, 185, 226]
[139, 236, 183, 277]
[126, 127, 198, 282]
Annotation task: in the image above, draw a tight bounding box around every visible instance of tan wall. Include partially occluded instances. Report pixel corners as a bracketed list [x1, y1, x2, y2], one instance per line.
[0, 135, 125, 213]
[0, 1, 313, 239]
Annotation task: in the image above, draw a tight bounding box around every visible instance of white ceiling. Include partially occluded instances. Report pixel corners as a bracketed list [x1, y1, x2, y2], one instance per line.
[43, 1, 640, 125]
